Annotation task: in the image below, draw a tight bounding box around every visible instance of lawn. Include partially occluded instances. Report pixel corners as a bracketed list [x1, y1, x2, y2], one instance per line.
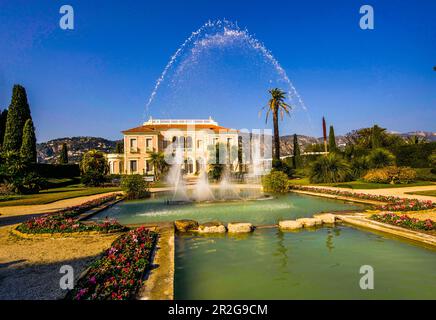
[405, 190, 436, 197]
[0, 185, 121, 207]
[288, 178, 435, 190]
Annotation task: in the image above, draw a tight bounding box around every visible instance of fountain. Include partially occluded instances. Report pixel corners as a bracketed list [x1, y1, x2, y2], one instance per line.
[165, 148, 189, 203]
[144, 19, 313, 136]
[193, 167, 214, 202]
[148, 19, 311, 202]
[218, 166, 241, 201]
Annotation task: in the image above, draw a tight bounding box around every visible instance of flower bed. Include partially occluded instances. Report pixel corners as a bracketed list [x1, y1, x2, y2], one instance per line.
[289, 185, 435, 212]
[371, 213, 435, 231]
[68, 227, 157, 300]
[15, 193, 126, 234]
[16, 216, 124, 234]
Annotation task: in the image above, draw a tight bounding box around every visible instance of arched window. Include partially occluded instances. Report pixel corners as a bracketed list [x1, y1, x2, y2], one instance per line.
[178, 136, 185, 149]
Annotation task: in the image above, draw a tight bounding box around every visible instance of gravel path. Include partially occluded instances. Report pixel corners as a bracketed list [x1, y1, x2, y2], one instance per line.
[0, 191, 120, 218]
[0, 224, 119, 300]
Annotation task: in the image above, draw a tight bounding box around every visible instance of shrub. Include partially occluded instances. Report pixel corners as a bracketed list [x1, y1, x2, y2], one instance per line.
[208, 164, 224, 182]
[363, 166, 416, 184]
[391, 142, 436, 168]
[309, 153, 352, 183]
[415, 168, 436, 182]
[272, 159, 294, 178]
[350, 156, 369, 179]
[262, 170, 289, 193]
[121, 175, 150, 200]
[366, 148, 395, 169]
[430, 151, 436, 174]
[80, 150, 109, 186]
[0, 151, 46, 194]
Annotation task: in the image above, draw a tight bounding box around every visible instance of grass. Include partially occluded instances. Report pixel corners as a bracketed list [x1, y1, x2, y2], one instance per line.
[288, 178, 435, 190]
[0, 185, 121, 207]
[405, 190, 436, 197]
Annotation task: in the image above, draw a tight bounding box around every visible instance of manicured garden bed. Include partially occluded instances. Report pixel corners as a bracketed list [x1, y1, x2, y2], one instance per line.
[371, 212, 435, 232]
[67, 227, 157, 300]
[15, 194, 126, 235]
[289, 185, 435, 211]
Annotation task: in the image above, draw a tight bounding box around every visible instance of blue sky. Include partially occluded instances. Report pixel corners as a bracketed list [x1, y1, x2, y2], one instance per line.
[0, 0, 435, 142]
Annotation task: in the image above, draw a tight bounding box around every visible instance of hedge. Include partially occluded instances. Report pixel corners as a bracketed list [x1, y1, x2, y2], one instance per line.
[391, 142, 436, 168]
[32, 163, 80, 178]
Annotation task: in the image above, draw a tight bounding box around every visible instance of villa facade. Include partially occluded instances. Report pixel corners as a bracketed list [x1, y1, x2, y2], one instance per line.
[107, 117, 239, 176]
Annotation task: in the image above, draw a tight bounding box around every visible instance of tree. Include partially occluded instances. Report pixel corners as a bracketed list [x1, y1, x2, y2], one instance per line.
[115, 141, 124, 153]
[405, 135, 427, 145]
[59, 143, 69, 164]
[366, 148, 395, 169]
[292, 134, 301, 169]
[3, 85, 32, 152]
[149, 151, 168, 180]
[0, 109, 8, 148]
[371, 125, 384, 149]
[309, 153, 352, 183]
[328, 125, 337, 152]
[80, 150, 109, 186]
[261, 88, 292, 161]
[20, 119, 36, 163]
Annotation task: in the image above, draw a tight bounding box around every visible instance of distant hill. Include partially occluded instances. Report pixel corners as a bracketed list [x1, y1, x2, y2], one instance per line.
[37, 131, 435, 163]
[37, 137, 120, 164]
[397, 131, 436, 142]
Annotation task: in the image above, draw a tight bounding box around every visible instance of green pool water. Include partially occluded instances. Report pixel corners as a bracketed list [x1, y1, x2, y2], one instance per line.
[175, 226, 436, 299]
[90, 191, 365, 225]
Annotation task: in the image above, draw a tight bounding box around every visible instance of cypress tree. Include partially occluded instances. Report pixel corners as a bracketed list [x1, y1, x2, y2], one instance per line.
[59, 143, 69, 164]
[292, 134, 301, 169]
[328, 125, 337, 152]
[3, 85, 32, 152]
[20, 118, 37, 163]
[0, 109, 8, 148]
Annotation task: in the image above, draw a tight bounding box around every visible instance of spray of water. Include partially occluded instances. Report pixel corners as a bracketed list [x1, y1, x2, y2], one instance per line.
[145, 19, 308, 114]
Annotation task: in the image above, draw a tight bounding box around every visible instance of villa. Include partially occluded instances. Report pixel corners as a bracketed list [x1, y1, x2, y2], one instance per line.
[107, 117, 240, 176]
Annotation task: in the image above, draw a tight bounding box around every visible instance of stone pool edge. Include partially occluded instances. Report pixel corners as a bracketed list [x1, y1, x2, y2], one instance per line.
[290, 190, 385, 206]
[337, 214, 436, 248]
[135, 222, 174, 300]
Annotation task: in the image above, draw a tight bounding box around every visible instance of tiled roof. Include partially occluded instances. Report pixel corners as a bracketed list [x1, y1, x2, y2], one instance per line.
[122, 124, 237, 134]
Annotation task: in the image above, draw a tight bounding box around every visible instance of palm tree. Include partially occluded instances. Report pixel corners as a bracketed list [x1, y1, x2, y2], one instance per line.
[149, 151, 168, 180]
[261, 88, 292, 161]
[406, 135, 427, 145]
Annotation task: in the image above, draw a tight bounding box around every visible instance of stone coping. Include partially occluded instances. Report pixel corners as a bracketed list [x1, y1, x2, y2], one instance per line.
[338, 215, 436, 248]
[136, 223, 174, 300]
[290, 189, 386, 206]
[77, 196, 125, 221]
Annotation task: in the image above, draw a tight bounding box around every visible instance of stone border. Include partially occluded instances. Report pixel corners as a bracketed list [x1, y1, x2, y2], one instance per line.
[291, 189, 386, 206]
[77, 195, 125, 221]
[135, 223, 174, 300]
[338, 215, 436, 248]
[10, 227, 126, 239]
